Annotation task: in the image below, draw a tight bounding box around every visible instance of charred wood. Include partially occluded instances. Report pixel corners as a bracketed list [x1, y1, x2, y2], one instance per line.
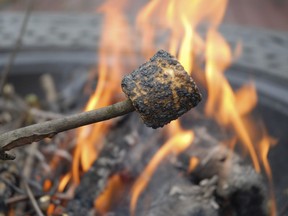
[188, 132, 268, 216]
[66, 120, 269, 216]
[132, 163, 219, 216]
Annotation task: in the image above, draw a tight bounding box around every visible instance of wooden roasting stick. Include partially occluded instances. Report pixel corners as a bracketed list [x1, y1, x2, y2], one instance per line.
[0, 50, 201, 160]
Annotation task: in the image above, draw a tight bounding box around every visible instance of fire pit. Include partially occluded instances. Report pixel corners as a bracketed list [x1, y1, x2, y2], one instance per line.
[1, 1, 288, 215]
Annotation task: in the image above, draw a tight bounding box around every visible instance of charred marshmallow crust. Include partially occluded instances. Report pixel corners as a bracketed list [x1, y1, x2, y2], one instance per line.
[121, 50, 202, 128]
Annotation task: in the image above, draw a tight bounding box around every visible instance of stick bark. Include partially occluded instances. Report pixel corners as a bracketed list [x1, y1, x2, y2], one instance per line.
[23, 179, 45, 216]
[0, 100, 134, 158]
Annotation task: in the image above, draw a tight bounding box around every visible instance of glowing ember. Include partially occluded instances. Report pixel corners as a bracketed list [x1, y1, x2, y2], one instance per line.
[47, 204, 55, 216]
[43, 179, 52, 192]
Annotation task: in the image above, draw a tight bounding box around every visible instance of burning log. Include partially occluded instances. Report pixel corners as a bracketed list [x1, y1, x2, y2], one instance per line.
[186, 129, 269, 216]
[143, 174, 219, 216]
[191, 145, 268, 216]
[65, 117, 269, 216]
[0, 50, 201, 160]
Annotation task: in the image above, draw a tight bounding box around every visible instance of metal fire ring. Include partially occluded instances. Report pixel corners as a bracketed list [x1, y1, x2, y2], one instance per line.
[0, 12, 287, 78]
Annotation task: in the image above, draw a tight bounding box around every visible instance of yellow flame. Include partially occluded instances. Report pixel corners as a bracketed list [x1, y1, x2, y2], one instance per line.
[178, 16, 194, 74]
[130, 131, 194, 215]
[58, 173, 71, 192]
[235, 83, 257, 115]
[205, 29, 260, 172]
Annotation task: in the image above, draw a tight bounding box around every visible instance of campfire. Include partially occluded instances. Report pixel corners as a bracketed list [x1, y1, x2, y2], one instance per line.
[0, 0, 284, 215]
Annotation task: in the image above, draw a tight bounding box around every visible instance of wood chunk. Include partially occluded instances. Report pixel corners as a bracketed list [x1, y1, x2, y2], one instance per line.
[138, 165, 219, 216]
[192, 145, 268, 216]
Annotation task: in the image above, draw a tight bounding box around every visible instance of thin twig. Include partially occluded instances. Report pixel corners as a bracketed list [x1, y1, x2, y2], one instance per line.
[0, 177, 24, 194]
[0, 97, 64, 121]
[5, 194, 40, 205]
[40, 74, 59, 112]
[0, 0, 34, 94]
[29, 108, 64, 121]
[0, 99, 135, 159]
[23, 178, 45, 216]
[23, 143, 38, 178]
[5, 193, 72, 205]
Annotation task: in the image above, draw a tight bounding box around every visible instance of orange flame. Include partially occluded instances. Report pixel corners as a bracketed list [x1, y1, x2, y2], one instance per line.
[71, 0, 134, 185]
[95, 174, 127, 214]
[58, 173, 71, 192]
[204, 29, 260, 172]
[259, 133, 277, 216]
[235, 83, 257, 115]
[188, 157, 199, 173]
[130, 130, 194, 215]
